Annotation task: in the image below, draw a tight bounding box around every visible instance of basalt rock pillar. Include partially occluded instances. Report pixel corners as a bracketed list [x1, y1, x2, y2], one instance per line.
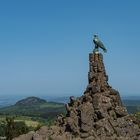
[14, 52, 140, 140]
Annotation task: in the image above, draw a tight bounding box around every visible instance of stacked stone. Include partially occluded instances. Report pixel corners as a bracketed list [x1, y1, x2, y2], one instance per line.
[53, 52, 140, 140]
[87, 53, 109, 94]
[14, 52, 140, 140]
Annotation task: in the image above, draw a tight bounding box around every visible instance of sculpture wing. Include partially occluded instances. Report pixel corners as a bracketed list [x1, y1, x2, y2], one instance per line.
[97, 40, 107, 52]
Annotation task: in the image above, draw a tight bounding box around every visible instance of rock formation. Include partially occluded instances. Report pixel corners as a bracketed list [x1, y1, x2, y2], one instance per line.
[13, 52, 140, 140]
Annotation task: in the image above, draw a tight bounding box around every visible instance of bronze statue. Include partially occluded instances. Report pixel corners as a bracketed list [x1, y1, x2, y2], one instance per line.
[93, 35, 107, 53]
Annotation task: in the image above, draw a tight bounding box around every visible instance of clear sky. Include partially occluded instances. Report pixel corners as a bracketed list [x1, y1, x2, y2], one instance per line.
[0, 0, 140, 97]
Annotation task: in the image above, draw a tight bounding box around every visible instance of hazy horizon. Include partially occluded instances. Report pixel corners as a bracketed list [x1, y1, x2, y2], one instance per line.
[0, 0, 140, 97]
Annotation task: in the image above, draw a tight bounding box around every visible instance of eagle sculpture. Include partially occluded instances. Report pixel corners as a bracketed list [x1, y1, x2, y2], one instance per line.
[93, 35, 107, 53]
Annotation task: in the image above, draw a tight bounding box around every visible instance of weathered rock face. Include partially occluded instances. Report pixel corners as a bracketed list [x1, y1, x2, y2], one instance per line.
[13, 52, 140, 140]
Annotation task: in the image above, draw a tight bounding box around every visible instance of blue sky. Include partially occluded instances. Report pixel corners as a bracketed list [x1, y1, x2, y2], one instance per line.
[0, 0, 140, 97]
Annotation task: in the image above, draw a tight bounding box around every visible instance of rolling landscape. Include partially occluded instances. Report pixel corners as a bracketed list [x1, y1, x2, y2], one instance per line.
[0, 95, 140, 128]
[0, 96, 66, 138]
[0, 95, 140, 139]
[0, 95, 140, 114]
[0, 97, 65, 119]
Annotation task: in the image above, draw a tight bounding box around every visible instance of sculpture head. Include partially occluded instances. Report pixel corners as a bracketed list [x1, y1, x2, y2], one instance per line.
[94, 34, 98, 38]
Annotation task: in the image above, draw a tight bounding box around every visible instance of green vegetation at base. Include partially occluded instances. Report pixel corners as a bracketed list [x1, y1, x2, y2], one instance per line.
[0, 116, 29, 139]
[0, 97, 66, 138]
[0, 115, 58, 139]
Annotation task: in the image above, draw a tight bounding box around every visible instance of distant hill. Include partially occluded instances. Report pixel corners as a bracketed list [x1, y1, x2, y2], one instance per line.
[0, 96, 66, 119]
[15, 96, 46, 105]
